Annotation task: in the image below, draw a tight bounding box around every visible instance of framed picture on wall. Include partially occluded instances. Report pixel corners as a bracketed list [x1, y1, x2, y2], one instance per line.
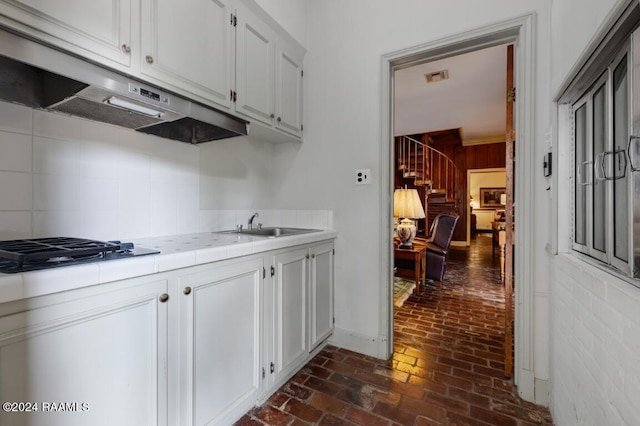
[479, 187, 506, 208]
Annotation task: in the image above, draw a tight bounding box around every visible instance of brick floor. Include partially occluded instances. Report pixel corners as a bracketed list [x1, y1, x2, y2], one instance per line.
[236, 234, 553, 425]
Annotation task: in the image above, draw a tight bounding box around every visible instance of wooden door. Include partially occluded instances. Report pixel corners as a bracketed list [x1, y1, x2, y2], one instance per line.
[504, 44, 515, 378]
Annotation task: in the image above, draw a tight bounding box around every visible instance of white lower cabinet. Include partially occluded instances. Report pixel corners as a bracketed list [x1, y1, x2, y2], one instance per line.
[262, 241, 335, 396]
[309, 242, 335, 351]
[0, 277, 169, 426]
[268, 247, 309, 386]
[0, 239, 334, 426]
[175, 257, 263, 426]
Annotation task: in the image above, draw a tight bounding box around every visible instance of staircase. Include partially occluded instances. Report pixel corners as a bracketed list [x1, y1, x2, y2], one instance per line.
[397, 135, 458, 202]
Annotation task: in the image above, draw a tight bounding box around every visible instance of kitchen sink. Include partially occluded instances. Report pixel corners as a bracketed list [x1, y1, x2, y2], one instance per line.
[221, 227, 321, 237]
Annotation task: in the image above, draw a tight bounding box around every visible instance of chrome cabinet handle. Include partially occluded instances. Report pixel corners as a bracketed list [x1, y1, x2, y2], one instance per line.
[595, 149, 627, 180]
[277, 117, 282, 123]
[628, 135, 640, 171]
[159, 293, 169, 303]
[576, 161, 593, 186]
[270, 113, 275, 119]
[183, 287, 192, 295]
[594, 152, 606, 181]
[146, 55, 154, 64]
[121, 44, 131, 53]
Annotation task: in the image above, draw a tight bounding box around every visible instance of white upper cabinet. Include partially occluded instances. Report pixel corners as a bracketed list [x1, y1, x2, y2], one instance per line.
[274, 39, 303, 138]
[0, 0, 305, 142]
[235, 0, 305, 141]
[235, 5, 275, 126]
[140, 0, 234, 109]
[0, 0, 133, 69]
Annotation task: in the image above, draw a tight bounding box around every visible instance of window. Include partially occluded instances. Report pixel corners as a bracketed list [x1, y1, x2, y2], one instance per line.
[571, 41, 637, 279]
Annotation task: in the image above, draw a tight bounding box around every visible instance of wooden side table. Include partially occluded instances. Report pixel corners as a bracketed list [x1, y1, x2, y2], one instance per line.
[394, 240, 427, 294]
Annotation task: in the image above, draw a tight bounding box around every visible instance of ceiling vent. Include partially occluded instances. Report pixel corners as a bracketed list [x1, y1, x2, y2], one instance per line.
[424, 70, 449, 83]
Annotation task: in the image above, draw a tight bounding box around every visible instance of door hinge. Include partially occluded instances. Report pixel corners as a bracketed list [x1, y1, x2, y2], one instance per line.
[507, 87, 516, 103]
[270, 362, 275, 374]
[230, 13, 237, 27]
[270, 266, 275, 277]
[506, 319, 514, 335]
[262, 367, 265, 379]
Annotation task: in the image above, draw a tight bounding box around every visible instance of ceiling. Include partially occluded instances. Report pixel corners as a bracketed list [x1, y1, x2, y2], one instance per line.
[393, 44, 509, 144]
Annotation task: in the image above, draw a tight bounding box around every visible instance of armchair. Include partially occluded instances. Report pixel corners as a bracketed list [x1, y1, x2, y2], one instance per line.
[424, 213, 459, 282]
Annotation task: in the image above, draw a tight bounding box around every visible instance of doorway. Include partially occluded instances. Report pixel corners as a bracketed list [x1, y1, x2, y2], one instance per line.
[380, 14, 536, 400]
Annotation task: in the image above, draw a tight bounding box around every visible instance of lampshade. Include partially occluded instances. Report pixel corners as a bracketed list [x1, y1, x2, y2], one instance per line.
[393, 188, 425, 248]
[393, 188, 426, 219]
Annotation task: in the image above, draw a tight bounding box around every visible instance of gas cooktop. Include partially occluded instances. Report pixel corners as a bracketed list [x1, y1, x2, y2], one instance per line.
[0, 237, 159, 274]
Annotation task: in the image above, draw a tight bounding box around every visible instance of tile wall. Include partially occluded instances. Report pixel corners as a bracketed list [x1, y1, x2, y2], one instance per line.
[0, 100, 332, 241]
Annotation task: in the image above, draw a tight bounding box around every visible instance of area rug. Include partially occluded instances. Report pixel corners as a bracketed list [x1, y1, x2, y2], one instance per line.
[393, 277, 415, 307]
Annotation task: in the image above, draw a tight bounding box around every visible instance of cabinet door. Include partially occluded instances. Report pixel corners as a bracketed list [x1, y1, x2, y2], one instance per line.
[274, 39, 303, 137]
[140, 0, 234, 109]
[0, 278, 168, 426]
[0, 0, 132, 68]
[271, 248, 308, 383]
[309, 242, 334, 350]
[178, 258, 263, 426]
[235, 3, 275, 126]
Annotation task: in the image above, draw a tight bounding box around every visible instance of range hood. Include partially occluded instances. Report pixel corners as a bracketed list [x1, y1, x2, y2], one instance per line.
[0, 30, 247, 144]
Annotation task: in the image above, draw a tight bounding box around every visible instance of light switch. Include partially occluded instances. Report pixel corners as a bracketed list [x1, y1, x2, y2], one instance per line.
[356, 169, 371, 185]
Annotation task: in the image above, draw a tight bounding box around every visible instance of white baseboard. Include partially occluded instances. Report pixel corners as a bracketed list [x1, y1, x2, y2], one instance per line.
[329, 327, 388, 359]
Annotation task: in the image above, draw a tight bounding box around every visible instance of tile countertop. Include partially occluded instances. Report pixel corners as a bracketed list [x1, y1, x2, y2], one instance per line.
[0, 230, 337, 305]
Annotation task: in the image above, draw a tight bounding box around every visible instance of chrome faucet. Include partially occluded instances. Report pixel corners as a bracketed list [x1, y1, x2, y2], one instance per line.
[248, 212, 259, 230]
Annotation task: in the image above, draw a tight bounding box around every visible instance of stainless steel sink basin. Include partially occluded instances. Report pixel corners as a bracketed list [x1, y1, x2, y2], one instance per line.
[222, 227, 321, 237]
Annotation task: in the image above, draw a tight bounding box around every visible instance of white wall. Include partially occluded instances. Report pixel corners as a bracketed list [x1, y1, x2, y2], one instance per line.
[469, 170, 506, 210]
[257, 0, 554, 402]
[550, 0, 640, 424]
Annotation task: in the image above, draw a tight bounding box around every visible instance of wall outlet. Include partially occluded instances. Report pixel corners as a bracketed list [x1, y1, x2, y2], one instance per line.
[356, 169, 371, 185]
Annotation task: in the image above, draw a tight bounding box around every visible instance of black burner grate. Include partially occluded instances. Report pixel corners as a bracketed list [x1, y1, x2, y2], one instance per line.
[0, 237, 122, 268]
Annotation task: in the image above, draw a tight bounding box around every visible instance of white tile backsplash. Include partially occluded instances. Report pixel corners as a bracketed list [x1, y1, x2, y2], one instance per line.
[119, 209, 153, 240]
[80, 139, 120, 178]
[33, 136, 82, 175]
[0, 131, 32, 172]
[33, 174, 81, 211]
[0, 211, 32, 239]
[0, 102, 32, 134]
[77, 177, 119, 210]
[33, 109, 82, 141]
[78, 210, 119, 241]
[0, 171, 32, 211]
[119, 180, 152, 211]
[33, 210, 82, 237]
[0, 101, 334, 241]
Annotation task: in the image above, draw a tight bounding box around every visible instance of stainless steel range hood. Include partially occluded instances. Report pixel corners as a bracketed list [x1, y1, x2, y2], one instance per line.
[0, 29, 247, 144]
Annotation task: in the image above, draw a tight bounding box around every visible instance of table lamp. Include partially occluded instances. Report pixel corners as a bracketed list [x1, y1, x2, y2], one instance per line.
[393, 188, 426, 248]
